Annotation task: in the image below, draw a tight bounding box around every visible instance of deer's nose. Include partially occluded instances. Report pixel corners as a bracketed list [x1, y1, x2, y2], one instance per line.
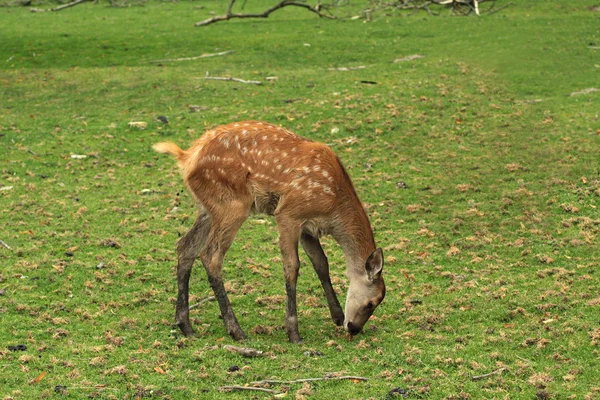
[347, 321, 362, 336]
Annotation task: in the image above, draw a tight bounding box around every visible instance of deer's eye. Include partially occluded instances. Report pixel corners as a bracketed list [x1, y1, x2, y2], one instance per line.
[367, 301, 374, 309]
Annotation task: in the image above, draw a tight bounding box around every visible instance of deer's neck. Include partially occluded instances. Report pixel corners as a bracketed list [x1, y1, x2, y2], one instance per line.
[331, 197, 376, 278]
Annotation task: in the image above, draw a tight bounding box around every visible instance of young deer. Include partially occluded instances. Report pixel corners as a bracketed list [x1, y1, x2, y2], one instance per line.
[154, 121, 385, 343]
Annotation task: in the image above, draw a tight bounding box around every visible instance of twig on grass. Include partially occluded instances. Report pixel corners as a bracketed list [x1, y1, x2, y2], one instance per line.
[149, 51, 235, 63]
[251, 374, 368, 385]
[219, 386, 278, 393]
[393, 54, 425, 63]
[202, 73, 262, 85]
[188, 295, 215, 309]
[328, 66, 366, 71]
[486, 1, 513, 15]
[471, 367, 508, 381]
[0, 240, 12, 250]
[30, 0, 88, 12]
[569, 88, 600, 96]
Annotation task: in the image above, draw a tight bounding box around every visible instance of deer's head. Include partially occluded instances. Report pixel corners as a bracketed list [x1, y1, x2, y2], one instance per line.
[344, 248, 385, 336]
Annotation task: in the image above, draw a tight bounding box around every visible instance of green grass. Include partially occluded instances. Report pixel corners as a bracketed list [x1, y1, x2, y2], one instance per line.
[1, 0, 599, 398]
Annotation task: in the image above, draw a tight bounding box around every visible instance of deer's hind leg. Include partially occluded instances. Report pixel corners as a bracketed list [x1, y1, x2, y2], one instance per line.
[176, 210, 212, 337]
[273, 211, 304, 343]
[300, 232, 344, 326]
[200, 199, 252, 341]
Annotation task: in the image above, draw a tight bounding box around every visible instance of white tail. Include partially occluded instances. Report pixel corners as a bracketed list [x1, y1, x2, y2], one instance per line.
[155, 121, 385, 342]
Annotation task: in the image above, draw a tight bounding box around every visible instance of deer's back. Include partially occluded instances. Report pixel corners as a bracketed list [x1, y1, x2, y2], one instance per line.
[182, 122, 350, 218]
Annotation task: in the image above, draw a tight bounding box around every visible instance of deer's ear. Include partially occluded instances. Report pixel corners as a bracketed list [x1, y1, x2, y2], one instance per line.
[365, 248, 384, 282]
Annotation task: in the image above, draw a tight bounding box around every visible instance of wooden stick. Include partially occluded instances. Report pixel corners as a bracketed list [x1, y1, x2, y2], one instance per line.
[195, 0, 334, 27]
[471, 367, 508, 381]
[570, 88, 600, 96]
[393, 54, 424, 62]
[149, 51, 235, 63]
[328, 66, 366, 71]
[482, 1, 511, 15]
[30, 0, 88, 12]
[202, 75, 262, 85]
[251, 375, 368, 385]
[219, 386, 278, 393]
[0, 240, 11, 250]
[189, 295, 215, 310]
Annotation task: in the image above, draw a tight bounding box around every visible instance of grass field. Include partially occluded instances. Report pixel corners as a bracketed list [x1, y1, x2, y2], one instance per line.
[1, 0, 599, 398]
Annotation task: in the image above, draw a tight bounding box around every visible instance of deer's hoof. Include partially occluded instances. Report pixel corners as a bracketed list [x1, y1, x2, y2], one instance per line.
[177, 322, 197, 337]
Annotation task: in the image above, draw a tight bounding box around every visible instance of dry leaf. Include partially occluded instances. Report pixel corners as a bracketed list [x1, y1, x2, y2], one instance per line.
[33, 371, 47, 384]
[446, 246, 461, 257]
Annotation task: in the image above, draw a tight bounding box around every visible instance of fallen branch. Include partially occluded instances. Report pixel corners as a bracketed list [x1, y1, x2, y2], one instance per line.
[149, 50, 235, 63]
[219, 386, 278, 394]
[251, 374, 368, 385]
[30, 0, 88, 12]
[471, 367, 508, 381]
[223, 345, 264, 357]
[202, 73, 262, 85]
[195, 0, 335, 27]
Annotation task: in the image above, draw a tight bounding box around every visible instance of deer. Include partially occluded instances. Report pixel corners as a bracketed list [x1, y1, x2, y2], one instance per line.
[153, 121, 385, 343]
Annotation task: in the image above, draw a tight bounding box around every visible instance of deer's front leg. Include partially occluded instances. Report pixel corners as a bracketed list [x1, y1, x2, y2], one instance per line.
[276, 216, 302, 343]
[300, 232, 344, 326]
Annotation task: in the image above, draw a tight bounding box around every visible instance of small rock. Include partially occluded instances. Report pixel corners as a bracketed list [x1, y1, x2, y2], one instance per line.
[54, 385, 68, 394]
[228, 365, 240, 372]
[100, 239, 120, 248]
[303, 350, 324, 357]
[96, 261, 106, 269]
[386, 387, 408, 398]
[396, 181, 409, 189]
[156, 116, 169, 124]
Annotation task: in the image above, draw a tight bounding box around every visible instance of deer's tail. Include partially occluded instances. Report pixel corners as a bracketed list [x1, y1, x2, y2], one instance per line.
[153, 142, 190, 168]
